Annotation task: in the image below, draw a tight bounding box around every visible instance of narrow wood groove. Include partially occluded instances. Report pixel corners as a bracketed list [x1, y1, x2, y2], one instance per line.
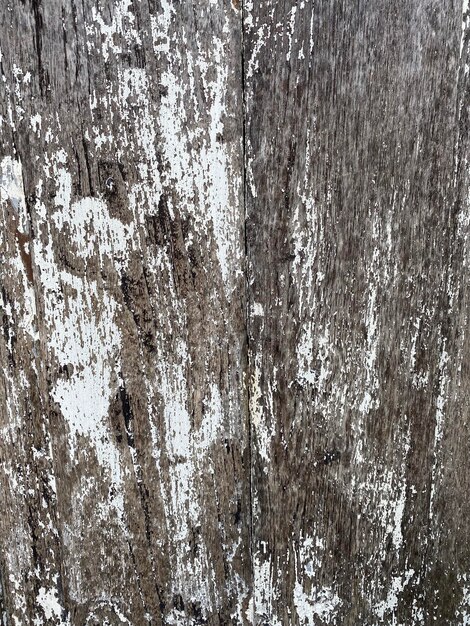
[240, 0, 256, 615]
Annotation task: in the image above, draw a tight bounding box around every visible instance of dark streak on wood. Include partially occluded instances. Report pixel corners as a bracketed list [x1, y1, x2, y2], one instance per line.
[0, 558, 10, 626]
[15, 229, 34, 285]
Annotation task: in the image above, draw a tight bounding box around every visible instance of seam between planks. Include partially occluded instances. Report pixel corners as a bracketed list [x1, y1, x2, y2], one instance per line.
[240, 0, 256, 617]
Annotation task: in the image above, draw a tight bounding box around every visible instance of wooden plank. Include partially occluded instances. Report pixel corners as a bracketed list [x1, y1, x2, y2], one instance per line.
[1, 0, 469, 624]
[245, 0, 470, 624]
[0, 1, 249, 624]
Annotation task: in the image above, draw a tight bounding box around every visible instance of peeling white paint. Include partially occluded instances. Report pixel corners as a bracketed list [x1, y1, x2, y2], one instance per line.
[0, 156, 38, 339]
[374, 569, 415, 623]
[87, 0, 139, 61]
[462, 0, 469, 55]
[198, 383, 224, 450]
[250, 355, 274, 466]
[33, 152, 136, 536]
[294, 582, 341, 626]
[152, 0, 242, 291]
[154, 335, 217, 616]
[429, 343, 450, 519]
[35, 581, 65, 625]
[0, 0, 245, 621]
[252, 546, 282, 626]
[457, 575, 470, 624]
[291, 533, 341, 625]
[30, 113, 42, 134]
[286, 6, 297, 62]
[0, 156, 28, 227]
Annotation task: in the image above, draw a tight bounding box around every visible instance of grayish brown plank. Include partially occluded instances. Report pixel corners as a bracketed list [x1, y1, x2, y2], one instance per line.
[245, 0, 470, 624]
[0, 0, 469, 624]
[0, 1, 249, 624]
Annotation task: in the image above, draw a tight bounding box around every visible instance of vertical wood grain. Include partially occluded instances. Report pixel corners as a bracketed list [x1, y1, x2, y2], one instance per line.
[0, 1, 249, 624]
[0, 0, 469, 624]
[245, 0, 470, 623]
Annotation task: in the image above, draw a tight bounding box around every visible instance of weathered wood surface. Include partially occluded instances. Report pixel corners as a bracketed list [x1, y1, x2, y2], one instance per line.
[0, 0, 468, 624]
[245, 0, 470, 624]
[0, 1, 248, 624]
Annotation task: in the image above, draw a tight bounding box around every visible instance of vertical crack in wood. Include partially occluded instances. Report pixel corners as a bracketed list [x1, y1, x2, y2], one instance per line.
[240, 0, 255, 615]
[30, 0, 46, 96]
[0, 559, 10, 626]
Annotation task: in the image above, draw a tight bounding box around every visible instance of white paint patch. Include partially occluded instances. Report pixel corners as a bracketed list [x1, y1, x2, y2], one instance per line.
[153, 334, 218, 615]
[250, 355, 273, 466]
[374, 569, 414, 622]
[457, 575, 470, 624]
[8, 572, 28, 626]
[87, 0, 140, 61]
[252, 545, 282, 626]
[462, 0, 469, 55]
[30, 113, 42, 135]
[252, 302, 264, 317]
[117, 67, 162, 214]
[0, 156, 27, 227]
[0, 156, 38, 339]
[294, 582, 341, 625]
[35, 582, 64, 624]
[33, 153, 135, 531]
[45, 274, 125, 517]
[198, 383, 224, 450]
[245, 596, 254, 624]
[162, 340, 193, 464]
[229, 572, 251, 625]
[359, 279, 379, 415]
[286, 6, 297, 62]
[151, 0, 241, 291]
[429, 344, 450, 519]
[297, 323, 332, 390]
[391, 476, 407, 551]
[292, 533, 341, 625]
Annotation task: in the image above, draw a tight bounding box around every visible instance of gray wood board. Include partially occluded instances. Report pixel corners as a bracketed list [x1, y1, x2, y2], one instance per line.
[0, 0, 248, 624]
[245, 0, 470, 624]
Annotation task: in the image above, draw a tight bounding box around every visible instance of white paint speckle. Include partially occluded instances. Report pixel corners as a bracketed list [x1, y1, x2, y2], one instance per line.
[35, 582, 64, 624]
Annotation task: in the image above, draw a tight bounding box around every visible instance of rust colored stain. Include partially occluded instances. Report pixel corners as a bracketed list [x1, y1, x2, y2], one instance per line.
[15, 229, 34, 284]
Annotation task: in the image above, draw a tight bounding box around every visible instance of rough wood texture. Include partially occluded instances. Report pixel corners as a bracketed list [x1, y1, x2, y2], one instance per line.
[246, 0, 470, 624]
[0, 1, 248, 624]
[0, 0, 468, 624]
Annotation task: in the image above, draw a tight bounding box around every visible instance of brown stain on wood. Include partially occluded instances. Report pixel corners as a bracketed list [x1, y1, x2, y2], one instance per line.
[14, 229, 34, 285]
